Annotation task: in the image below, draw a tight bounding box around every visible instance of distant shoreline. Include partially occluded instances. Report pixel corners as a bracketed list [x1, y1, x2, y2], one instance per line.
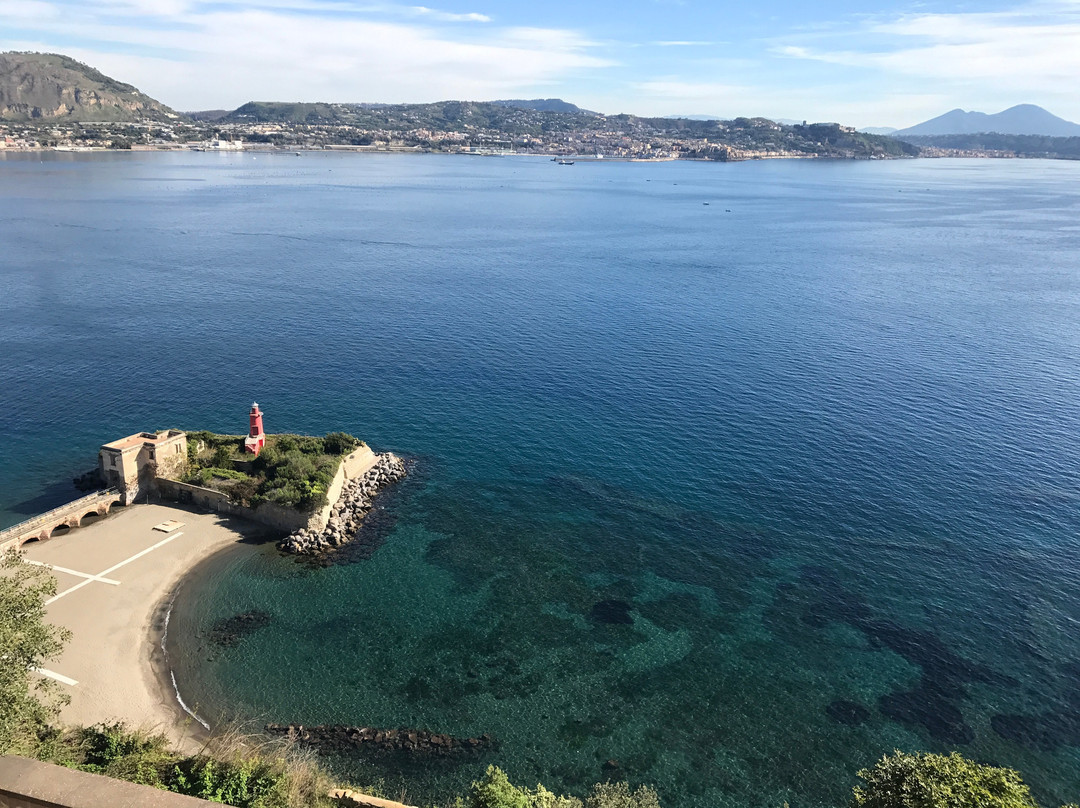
[4, 144, 1075, 161]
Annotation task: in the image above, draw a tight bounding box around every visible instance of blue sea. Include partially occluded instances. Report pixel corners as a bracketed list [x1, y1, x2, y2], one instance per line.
[2, 151, 1079, 808]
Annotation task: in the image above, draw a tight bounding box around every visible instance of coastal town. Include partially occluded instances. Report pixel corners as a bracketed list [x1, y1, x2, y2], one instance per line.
[0, 110, 916, 161]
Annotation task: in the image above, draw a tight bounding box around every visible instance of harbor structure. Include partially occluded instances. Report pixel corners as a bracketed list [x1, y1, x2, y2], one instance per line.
[99, 430, 188, 504]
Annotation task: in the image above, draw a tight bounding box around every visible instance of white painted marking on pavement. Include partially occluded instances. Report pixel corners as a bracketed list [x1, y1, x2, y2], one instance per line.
[35, 667, 78, 686]
[24, 560, 120, 585]
[45, 532, 185, 605]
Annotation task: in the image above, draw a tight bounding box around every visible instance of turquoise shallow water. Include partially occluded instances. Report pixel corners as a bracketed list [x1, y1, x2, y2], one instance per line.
[2, 152, 1080, 807]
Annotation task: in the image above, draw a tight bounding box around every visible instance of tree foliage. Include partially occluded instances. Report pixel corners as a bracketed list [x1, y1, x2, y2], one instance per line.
[585, 782, 662, 808]
[467, 765, 531, 808]
[34, 723, 328, 808]
[851, 751, 1039, 808]
[186, 431, 353, 511]
[0, 550, 71, 754]
[465, 766, 662, 808]
[322, 432, 360, 456]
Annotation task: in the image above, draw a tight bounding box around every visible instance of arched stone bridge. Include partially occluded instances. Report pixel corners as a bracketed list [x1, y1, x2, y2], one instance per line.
[0, 488, 123, 552]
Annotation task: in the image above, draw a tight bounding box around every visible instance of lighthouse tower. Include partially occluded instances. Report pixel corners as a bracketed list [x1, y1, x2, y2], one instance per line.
[244, 402, 266, 456]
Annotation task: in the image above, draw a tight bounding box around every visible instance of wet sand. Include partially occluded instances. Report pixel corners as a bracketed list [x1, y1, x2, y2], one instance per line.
[21, 502, 275, 751]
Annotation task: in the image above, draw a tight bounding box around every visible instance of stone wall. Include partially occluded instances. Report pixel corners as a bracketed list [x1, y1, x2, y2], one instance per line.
[154, 436, 188, 481]
[0, 756, 217, 807]
[155, 479, 311, 533]
[331, 788, 417, 808]
[311, 445, 378, 531]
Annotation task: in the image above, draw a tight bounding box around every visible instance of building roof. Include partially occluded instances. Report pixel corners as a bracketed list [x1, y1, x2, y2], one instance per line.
[101, 430, 185, 452]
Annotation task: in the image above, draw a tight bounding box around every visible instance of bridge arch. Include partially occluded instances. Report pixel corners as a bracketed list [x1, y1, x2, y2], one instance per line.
[0, 488, 123, 553]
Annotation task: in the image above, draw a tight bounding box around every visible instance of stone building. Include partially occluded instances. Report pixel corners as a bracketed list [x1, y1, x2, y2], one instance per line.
[99, 430, 187, 504]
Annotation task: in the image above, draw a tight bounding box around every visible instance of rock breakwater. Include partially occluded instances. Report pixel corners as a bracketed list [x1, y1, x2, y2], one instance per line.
[277, 453, 406, 556]
[264, 724, 493, 757]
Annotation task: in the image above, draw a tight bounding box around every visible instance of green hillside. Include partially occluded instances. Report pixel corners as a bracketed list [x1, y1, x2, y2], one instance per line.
[0, 52, 182, 122]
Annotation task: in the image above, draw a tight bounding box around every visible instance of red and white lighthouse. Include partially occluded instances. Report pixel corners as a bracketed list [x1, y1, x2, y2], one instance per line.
[244, 402, 266, 456]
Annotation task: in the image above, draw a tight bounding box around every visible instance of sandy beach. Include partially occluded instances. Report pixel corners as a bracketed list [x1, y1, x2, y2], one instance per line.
[20, 502, 274, 751]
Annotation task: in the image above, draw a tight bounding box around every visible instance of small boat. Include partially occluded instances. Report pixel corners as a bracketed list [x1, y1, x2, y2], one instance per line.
[557, 159, 575, 165]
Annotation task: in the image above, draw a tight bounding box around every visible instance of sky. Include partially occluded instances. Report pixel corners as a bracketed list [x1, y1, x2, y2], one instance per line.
[2, 0, 1079, 128]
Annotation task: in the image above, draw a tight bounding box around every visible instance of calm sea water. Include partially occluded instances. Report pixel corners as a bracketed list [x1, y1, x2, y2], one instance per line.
[2, 152, 1080, 808]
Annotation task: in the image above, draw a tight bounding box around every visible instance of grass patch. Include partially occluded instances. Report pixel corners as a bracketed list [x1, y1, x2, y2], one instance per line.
[29, 722, 340, 808]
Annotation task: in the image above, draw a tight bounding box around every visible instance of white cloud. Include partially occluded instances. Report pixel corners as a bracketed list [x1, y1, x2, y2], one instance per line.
[620, 79, 955, 128]
[8, 0, 1080, 125]
[0, 1, 612, 108]
[409, 6, 490, 22]
[634, 80, 750, 101]
[0, 0, 61, 21]
[775, 4, 1080, 111]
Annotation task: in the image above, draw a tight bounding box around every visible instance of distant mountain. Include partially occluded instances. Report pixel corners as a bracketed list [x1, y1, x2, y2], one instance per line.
[186, 109, 230, 122]
[490, 98, 596, 115]
[224, 101, 344, 124]
[0, 52, 181, 122]
[859, 127, 897, 135]
[220, 100, 604, 131]
[894, 105, 1080, 137]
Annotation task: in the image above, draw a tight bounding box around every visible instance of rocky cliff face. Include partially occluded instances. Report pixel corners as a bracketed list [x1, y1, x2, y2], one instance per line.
[0, 52, 181, 122]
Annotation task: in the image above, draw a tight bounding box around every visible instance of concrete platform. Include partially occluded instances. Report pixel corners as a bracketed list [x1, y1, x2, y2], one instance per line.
[19, 503, 271, 749]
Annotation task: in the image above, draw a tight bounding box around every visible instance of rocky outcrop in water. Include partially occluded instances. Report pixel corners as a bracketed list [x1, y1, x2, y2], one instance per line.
[264, 723, 493, 757]
[209, 610, 271, 647]
[72, 468, 104, 492]
[277, 453, 406, 556]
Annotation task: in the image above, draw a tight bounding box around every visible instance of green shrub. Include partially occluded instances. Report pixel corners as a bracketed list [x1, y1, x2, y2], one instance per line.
[468, 766, 530, 808]
[0, 552, 71, 754]
[851, 751, 1039, 808]
[323, 432, 360, 455]
[212, 445, 235, 469]
[76, 723, 171, 787]
[259, 449, 335, 510]
[464, 768, 658, 808]
[585, 782, 661, 808]
[32, 723, 336, 808]
[293, 435, 327, 455]
[169, 755, 290, 807]
[532, 784, 583, 808]
[252, 445, 280, 475]
[230, 476, 260, 507]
